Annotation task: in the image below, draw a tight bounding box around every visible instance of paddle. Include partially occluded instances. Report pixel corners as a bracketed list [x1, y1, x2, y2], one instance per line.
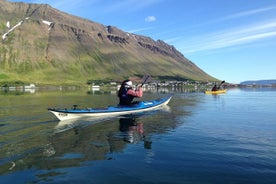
[140, 74, 151, 87]
[217, 80, 225, 89]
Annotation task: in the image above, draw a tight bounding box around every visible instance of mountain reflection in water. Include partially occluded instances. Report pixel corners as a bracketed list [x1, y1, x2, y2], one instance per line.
[0, 105, 175, 178]
[0, 91, 199, 183]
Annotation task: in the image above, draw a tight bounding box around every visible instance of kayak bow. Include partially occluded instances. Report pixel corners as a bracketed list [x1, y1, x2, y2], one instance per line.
[48, 94, 173, 121]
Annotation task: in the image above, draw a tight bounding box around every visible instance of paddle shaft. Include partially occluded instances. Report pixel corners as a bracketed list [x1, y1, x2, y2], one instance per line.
[141, 75, 150, 87]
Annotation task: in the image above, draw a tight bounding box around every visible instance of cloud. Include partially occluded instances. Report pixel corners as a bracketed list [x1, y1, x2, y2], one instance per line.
[179, 20, 276, 54]
[145, 16, 156, 22]
[173, 4, 276, 54]
[219, 6, 276, 21]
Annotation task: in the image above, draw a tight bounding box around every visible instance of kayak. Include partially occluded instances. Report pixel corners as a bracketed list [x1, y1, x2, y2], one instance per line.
[48, 94, 173, 121]
[205, 89, 227, 94]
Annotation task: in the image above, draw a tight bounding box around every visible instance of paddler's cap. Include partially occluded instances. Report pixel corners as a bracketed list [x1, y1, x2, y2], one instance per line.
[125, 80, 132, 87]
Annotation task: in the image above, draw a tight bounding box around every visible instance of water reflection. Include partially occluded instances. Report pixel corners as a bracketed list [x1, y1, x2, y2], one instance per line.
[119, 117, 152, 149]
[49, 115, 158, 166]
[0, 111, 173, 177]
[1, 86, 208, 96]
[0, 90, 186, 182]
[54, 116, 116, 133]
[119, 117, 144, 143]
[1, 88, 275, 183]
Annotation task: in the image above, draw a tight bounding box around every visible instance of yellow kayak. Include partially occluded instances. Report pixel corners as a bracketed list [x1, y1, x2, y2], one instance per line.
[205, 89, 227, 94]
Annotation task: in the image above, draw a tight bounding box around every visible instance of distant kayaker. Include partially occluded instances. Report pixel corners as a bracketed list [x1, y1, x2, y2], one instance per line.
[118, 80, 143, 106]
[212, 84, 218, 91]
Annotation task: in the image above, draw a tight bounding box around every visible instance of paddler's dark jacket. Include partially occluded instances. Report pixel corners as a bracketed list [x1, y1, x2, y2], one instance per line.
[118, 85, 143, 106]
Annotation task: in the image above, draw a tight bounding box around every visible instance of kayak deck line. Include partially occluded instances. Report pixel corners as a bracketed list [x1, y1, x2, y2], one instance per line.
[48, 94, 173, 121]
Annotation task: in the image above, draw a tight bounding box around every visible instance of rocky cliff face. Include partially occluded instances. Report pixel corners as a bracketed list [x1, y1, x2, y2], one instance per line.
[0, 0, 215, 84]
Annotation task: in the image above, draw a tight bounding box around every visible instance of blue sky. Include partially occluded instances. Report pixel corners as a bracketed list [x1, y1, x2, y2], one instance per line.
[10, 0, 276, 83]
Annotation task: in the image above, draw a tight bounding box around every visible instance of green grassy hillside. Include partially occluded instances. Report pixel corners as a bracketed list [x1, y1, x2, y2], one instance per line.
[0, 0, 217, 86]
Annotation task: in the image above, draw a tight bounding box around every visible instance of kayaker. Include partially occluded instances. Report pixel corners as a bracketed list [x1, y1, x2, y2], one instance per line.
[211, 84, 218, 91]
[118, 80, 143, 106]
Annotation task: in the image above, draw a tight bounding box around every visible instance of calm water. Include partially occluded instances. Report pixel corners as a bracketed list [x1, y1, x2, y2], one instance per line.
[0, 88, 275, 184]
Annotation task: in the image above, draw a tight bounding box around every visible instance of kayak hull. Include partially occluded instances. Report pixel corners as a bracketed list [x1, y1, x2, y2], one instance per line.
[48, 94, 173, 121]
[205, 89, 227, 94]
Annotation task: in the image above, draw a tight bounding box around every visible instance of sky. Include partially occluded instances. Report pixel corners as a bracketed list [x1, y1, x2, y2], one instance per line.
[9, 0, 276, 84]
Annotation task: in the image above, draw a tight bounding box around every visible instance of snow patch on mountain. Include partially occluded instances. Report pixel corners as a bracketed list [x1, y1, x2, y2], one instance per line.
[2, 20, 23, 40]
[6, 21, 10, 28]
[42, 20, 54, 30]
[2, 18, 54, 40]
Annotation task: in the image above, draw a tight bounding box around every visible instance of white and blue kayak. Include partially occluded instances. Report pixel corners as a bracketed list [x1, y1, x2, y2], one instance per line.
[48, 94, 173, 121]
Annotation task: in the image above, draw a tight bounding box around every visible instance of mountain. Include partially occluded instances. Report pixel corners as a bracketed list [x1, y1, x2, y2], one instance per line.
[240, 80, 276, 86]
[0, 0, 216, 85]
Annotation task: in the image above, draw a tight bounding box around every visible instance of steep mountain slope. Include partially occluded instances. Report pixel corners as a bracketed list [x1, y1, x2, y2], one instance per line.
[0, 0, 216, 85]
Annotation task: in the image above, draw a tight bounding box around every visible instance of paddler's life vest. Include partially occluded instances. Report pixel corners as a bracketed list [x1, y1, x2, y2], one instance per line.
[119, 87, 134, 105]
